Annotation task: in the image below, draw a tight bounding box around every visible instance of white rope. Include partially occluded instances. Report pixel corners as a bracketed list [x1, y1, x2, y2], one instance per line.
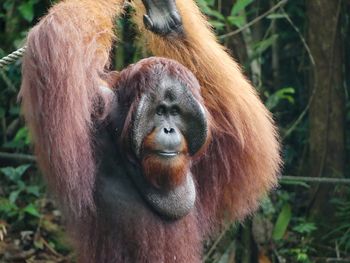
[0, 46, 27, 69]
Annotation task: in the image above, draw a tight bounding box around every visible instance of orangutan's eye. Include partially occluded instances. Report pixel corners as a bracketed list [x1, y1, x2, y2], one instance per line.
[156, 105, 166, 116]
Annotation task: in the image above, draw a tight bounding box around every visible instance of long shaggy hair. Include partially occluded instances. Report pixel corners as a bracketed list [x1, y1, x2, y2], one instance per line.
[20, 0, 281, 261]
[133, 0, 281, 231]
[20, 0, 124, 216]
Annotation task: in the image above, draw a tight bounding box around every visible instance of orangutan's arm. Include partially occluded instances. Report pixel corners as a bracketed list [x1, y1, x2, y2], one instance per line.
[20, 0, 125, 214]
[133, 0, 281, 222]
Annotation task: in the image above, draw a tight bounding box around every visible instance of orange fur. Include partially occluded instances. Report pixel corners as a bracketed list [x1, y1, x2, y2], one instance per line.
[20, 0, 125, 215]
[21, 0, 281, 260]
[132, 0, 281, 223]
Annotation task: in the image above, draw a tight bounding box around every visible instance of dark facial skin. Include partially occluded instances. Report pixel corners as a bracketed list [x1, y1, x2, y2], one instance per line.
[141, 0, 183, 36]
[131, 76, 207, 218]
[133, 75, 207, 158]
[96, 75, 208, 220]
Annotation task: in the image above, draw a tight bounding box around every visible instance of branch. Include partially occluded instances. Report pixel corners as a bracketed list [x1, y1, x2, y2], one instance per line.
[0, 152, 36, 163]
[281, 176, 350, 184]
[219, 0, 288, 39]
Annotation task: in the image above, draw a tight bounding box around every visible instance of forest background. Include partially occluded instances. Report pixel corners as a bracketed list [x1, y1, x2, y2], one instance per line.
[0, 0, 349, 262]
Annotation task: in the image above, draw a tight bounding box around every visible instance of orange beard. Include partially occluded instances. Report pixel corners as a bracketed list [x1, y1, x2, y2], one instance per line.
[141, 131, 190, 190]
[142, 154, 189, 189]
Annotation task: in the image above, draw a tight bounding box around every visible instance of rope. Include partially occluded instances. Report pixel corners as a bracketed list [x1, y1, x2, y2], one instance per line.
[0, 46, 27, 69]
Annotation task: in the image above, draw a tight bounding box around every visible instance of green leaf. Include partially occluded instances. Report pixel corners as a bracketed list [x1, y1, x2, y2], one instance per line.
[227, 15, 245, 28]
[18, 3, 34, 22]
[0, 167, 16, 179]
[4, 126, 31, 149]
[26, 185, 41, 197]
[23, 203, 40, 217]
[18, 0, 39, 22]
[210, 20, 225, 30]
[197, 0, 213, 16]
[265, 87, 295, 110]
[272, 203, 292, 240]
[3, 1, 14, 11]
[1, 164, 31, 182]
[14, 164, 31, 177]
[14, 127, 31, 145]
[209, 10, 225, 21]
[231, 0, 254, 16]
[197, 0, 225, 20]
[9, 190, 22, 203]
[0, 198, 18, 215]
[293, 222, 317, 234]
[253, 34, 278, 55]
[260, 196, 276, 216]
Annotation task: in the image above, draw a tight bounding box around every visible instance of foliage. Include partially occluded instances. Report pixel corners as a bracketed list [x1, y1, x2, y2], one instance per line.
[324, 188, 350, 253]
[0, 165, 41, 222]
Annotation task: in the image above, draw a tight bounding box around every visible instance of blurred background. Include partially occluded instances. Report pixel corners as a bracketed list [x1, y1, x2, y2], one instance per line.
[0, 0, 349, 262]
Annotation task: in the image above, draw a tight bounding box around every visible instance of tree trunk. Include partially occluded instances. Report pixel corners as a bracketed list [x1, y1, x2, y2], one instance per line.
[307, 0, 345, 221]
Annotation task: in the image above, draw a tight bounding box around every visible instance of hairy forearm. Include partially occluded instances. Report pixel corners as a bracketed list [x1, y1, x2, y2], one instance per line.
[133, 0, 281, 222]
[50, 0, 125, 54]
[133, 0, 254, 126]
[20, 0, 126, 214]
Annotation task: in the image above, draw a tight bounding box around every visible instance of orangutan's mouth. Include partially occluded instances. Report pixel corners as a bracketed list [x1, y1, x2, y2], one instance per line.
[157, 151, 179, 157]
